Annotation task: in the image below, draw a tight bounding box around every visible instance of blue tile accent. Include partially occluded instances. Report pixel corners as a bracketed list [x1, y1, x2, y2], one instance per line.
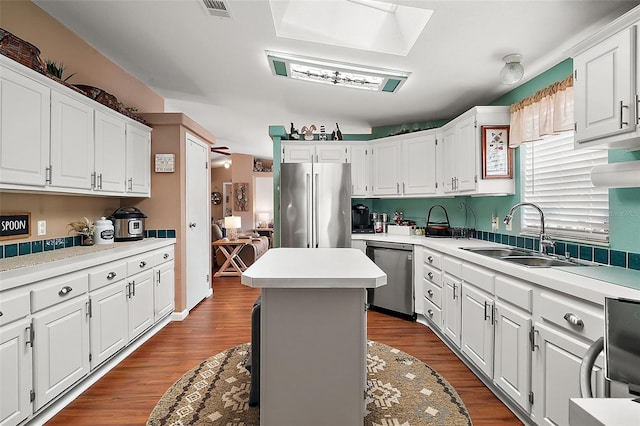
[167, 229, 176, 238]
[610, 250, 627, 268]
[158, 230, 167, 238]
[502, 234, 509, 244]
[629, 252, 640, 271]
[508, 235, 516, 246]
[594, 247, 608, 265]
[516, 236, 525, 248]
[54, 238, 65, 249]
[579, 245, 593, 261]
[19, 242, 31, 256]
[32, 240, 43, 253]
[44, 239, 55, 251]
[148, 230, 157, 238]
[0, 245, 3, 259]
[75, 235, 82, 246]
[525, 238, 534, 250]
[555, 242, 566, 257]
[5, 244, 18, 258]
[65, 237, 74, 247]
[566, 243, 578, 258]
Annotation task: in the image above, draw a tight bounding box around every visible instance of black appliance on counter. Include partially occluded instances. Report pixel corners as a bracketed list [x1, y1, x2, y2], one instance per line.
[352, 204, 374, 233]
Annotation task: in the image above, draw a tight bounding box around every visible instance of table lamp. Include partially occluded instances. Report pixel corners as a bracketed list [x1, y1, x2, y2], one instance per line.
[224, 216, 241, 241]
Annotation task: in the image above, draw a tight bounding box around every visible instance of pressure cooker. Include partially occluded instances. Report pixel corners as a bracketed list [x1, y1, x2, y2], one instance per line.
[108, 206, 147, 241]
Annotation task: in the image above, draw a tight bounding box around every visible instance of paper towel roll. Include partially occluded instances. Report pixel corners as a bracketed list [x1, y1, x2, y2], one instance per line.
[590, 160, 640, 188]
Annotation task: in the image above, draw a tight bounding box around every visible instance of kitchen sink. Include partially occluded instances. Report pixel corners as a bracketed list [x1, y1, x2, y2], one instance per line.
[462, 247, 535, 257]
[500, 256, 579, 267]
[460, 246, 590, 267]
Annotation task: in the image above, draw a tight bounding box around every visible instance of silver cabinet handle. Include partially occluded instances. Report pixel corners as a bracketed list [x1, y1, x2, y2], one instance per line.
[58, 286, 72, 296]
[452, 283, 458, 299]
[427, 256, 434, 263]
[128, 178, 133, 191]
[91, 172, 96, 189]
[98, 173, 103, 189]
[396, 182, 399, 194]
[157, 270, 161, 283]
[427, 289, 433, 297]
[163, 253, 169, 259]
[484, 301, 490, 321]
[636, 94, 640, 124]
[620, 100, 629, 128]
[427, 309, 434, 317]
[427, 272, 434, 279]
[107, 271, 117, 280]
[402, 182, 405, 193]
[45, 166, 52, 184]
[563, 312, 584, 327]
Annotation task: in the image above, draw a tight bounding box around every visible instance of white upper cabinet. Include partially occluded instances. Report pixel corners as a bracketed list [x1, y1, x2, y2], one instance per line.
[371, 140, 402, 196]
[316, 144, 350, 163]
[126, 123, 151, 195]
[50, 90, 94, 189]
[0, 61, 50, 186]
[574, 25, 636, 146]
[281, 142, 350, 163]
[350, 144, 370, 197]
[0, 55, 151, 196]
[402, 133, 437, 195]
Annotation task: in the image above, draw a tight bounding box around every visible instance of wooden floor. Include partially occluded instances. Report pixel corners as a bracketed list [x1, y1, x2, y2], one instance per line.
[46, 276, 522, 425]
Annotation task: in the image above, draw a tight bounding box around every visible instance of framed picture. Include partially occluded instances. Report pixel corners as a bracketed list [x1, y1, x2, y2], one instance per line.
[482, 125, 512, 179]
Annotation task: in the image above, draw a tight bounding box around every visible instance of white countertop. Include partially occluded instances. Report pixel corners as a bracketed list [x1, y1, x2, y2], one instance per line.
[570, 398, 640, 426]
[0, 238, 176, 291]
[353, 234, 640, 305]
[241, 248, 387, 289]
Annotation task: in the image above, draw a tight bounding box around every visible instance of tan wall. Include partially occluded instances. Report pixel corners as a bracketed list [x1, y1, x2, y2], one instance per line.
[211, 167, 232, 220]
[0, 0, 166, 245]
[230, 154, 255, 231]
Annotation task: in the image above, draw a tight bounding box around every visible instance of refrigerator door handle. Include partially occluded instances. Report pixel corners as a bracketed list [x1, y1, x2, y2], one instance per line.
[314, 172, 319, 248]
[306, 172, 312, 248]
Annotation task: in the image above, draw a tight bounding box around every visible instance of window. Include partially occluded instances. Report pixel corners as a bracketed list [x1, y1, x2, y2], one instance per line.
[520, 132, 609, 243]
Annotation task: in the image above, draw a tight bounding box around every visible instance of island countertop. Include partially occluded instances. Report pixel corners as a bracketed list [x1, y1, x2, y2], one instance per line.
[241, 247, 387, 289]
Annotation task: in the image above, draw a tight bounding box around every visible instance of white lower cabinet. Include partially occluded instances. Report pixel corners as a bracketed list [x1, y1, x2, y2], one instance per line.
[127, 269, 155, 341]
[531, 322, 604, 426]
[461, 283, 494, 377]
[0, 318, 32, 426]
[89, 281, 128, 370]
[442, 275, 462, 347]
[154, 261, 175, 321]
[32, 293, 90, 411]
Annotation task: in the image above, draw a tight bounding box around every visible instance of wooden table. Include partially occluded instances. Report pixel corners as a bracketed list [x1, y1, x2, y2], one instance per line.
[212, 240, 248, 277]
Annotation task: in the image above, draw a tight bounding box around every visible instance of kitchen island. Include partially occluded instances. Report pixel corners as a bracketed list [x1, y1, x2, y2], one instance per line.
[241, 248, 386, 426]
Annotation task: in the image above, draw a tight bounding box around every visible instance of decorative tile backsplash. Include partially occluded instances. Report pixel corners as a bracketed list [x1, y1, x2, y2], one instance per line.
[0, 229, 176, 260]
[475, 231, 640, 270]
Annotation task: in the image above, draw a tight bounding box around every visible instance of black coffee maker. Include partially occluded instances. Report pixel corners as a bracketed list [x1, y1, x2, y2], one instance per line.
[352, 204, 373, 233]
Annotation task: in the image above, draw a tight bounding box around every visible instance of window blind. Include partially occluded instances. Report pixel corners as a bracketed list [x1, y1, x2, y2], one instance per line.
[521, 132, 609, 243]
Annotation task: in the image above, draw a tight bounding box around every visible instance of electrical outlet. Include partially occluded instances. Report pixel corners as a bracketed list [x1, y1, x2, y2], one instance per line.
[505, 220, 512, 231]
[37, 220, 46, 236]
[491, 216, 499, 231]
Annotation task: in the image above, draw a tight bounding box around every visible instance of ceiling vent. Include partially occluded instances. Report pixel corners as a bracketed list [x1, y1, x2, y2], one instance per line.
[200, 0, 231, 18]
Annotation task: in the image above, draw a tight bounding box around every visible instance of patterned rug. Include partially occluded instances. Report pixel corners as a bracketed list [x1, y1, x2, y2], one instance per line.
[147, 341, 472, 426]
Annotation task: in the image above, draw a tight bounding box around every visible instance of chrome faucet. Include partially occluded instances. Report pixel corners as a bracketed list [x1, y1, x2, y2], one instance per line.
[503, 202, 554, 254]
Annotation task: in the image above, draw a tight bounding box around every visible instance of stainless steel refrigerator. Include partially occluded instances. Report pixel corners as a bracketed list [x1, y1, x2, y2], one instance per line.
[280, 162, 351, 248]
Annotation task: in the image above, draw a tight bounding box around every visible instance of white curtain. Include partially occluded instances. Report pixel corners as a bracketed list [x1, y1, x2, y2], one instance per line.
[509, 75, 574, 147]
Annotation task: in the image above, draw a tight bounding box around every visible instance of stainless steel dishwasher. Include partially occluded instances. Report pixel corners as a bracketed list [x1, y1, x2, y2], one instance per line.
[366, 241, 415, 320]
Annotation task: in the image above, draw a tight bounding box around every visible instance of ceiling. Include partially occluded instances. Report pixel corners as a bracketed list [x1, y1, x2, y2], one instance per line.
[33, 0, 639, 167]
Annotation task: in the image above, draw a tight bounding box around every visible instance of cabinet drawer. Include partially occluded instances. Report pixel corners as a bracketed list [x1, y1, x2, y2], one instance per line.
[462, 263, 494, 295]
[127, 253, 155, 276]
[31, 274, 88, 313]
[423, 248, 442, 270]
[423, 264, 442, 287]
[495, 275, 533, 313]
[423, 297, 442, 329]
[539, 291, 604, 341]
[423, 279, 442, 308]
[88, 261, 127, 291]
[442, 256, 462, 278]
[0, 292, 30, 326]
[154, 247, 174, 265]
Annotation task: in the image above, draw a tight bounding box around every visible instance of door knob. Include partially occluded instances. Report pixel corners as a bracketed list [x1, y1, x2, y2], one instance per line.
[189, 222, 197, 228]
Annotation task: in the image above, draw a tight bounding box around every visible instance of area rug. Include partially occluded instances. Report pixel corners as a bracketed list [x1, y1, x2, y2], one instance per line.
[147, 341, 472, 426]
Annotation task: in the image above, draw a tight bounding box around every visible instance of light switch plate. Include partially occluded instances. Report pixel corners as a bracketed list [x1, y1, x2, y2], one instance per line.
[491, 216, 499, 231]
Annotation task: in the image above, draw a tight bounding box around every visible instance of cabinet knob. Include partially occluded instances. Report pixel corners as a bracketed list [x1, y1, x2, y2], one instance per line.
[427, 289, 433, 297]
[563, 312, 584, 327]
[107, 272, 117, 280]
[163, 253, 170, 259]
[139, 261, 147, 268]
[0, 310, 3, 317]
[58, 286, 73, 296]
[427, 309, 434, 317]
[427, 256, 434, 263]
[427, 272, 434, 279]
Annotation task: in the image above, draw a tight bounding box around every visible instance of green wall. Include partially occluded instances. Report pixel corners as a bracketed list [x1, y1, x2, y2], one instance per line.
[271, 58, 640, 254]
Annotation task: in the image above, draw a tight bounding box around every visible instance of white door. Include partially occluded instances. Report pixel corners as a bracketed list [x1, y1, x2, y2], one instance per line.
[371, 141, 401, 195]
[0, 319, 32, 426]
[127, 270, 154, 341]
[402, 135, 437, 195]
[125, 124, 151, 195]
[442, 274, 461, 348]
[456, 115, 477, 192]
[186, 133, 211, 311]
[89, 281, 128, 369]
[461, 283, 494, 377]
[94, 110, 126, 192]
[350, 144, 369, 197]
